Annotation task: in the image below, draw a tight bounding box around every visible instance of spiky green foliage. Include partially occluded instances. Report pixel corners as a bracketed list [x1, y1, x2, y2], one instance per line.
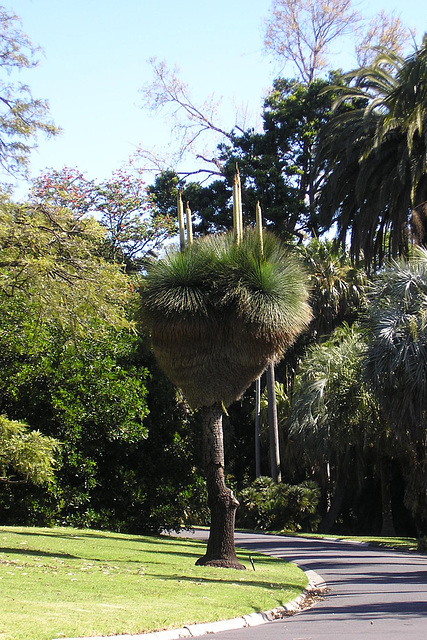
[299, 238, 367, 335]
[217, 230, 312, 337]
[365, 248, 427, 532]
[365, 248, 427, 442]
[289, 323, 377, 459]
[140, 229, 311, 407]
[139, 241, 216, 321]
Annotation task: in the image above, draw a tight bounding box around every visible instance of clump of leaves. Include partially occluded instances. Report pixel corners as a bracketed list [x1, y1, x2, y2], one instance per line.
[237, 476, 321, 532]
[0, 415, 60, 485]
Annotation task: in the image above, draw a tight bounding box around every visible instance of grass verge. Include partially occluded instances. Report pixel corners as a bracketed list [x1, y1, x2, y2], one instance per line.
[287, 532, 420, 552]
[0, 526, 307, 640]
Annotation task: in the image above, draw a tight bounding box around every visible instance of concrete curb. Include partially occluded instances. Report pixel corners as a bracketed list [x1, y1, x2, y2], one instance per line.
[55, 568, 327, 640]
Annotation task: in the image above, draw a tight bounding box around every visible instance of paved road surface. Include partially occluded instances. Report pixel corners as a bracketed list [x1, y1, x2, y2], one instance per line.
[184, 530, 427, 640]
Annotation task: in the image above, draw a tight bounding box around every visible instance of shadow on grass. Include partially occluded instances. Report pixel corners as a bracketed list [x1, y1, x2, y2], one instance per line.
[0, 529, 295, 570]
[0, 547, 80, 560]
[154, 572, 304, 592]
[3, 528, 207, 548]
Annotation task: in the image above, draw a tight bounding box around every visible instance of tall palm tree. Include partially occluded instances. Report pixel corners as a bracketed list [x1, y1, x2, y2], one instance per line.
[315, 36, 427, 269]
[364, 248, 427, 535]
[140, 228, 311, 567]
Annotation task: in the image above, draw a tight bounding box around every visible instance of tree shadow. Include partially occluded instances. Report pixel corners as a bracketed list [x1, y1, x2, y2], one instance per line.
[0, 546, 80, 560]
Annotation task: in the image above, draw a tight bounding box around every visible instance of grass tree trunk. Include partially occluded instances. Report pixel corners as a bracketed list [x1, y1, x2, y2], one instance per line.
[196, 403, 245, 570]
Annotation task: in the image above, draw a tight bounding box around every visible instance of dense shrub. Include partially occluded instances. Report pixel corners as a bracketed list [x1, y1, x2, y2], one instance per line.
[236, 476, 320, 532]
[0, 321, 209, 534]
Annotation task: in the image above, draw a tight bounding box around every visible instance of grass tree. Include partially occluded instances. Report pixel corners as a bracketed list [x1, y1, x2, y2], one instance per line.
[139, 179, 311, 568]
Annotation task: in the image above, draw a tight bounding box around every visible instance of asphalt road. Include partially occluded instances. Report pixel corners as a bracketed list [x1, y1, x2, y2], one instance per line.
[184, 529, 427, 640]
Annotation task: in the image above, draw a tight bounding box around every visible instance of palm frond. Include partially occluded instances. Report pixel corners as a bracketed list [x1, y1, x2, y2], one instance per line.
[315, 37, 427, 267]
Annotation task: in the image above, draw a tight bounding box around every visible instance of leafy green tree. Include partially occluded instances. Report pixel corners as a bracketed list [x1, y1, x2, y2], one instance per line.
[0, 194, 131, 331]
[148, 79, 335, 243]
[315, 36, 427, 268]
[216, 78, 336, 240]
[0, 193, 149, 525]
[31, 167, 175, 268]
[261, 78, 334, 233]
[0, 268, 151, 527]
[0, 287, 208, 531]
[0, 6, 58, 178]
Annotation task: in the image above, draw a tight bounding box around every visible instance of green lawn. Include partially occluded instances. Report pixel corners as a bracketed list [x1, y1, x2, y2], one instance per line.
[0, 526, 307, 640]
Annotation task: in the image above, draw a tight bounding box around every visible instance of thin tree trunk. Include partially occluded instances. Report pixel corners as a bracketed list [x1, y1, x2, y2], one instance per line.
[255, 376, 262, 478]
[410, 441, 427, 538]
[196, 403, 245, 569]
[318, 453, 349, 533]
[379, 455, 396, 537]
[267, 363, 281, 483]
[410, 174, 427, 246]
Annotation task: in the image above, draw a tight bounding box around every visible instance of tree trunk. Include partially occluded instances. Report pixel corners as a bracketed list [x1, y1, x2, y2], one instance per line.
[255, 376, 262, 478]
[410, 174, 427, 246]
[318, 454, 349, 533]
[267, 363, 281, 483]
[196, 403, 245, 569]
[379, 455, 396, 537]
[408, 441, 427, 538]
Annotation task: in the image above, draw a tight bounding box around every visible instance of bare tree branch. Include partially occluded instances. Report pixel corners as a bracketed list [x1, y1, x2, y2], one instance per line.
[356, 11, 415, 67]
[136, 58, 239, 180]
[264, 0, 361, 83]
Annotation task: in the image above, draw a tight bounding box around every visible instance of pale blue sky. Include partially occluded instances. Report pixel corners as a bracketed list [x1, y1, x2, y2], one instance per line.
[6, 0, 426, 196]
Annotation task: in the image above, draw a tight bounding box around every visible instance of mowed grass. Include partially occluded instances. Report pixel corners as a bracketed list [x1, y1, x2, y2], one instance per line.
[0, 526, 307, 640]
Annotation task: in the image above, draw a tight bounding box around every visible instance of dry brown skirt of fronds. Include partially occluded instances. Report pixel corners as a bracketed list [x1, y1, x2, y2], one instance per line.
[150, 317, 294, 408]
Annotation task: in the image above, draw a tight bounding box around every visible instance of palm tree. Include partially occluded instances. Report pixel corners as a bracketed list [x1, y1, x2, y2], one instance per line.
[140, 228, 311, 567]
[364, 248, 427, 535]
[315, 36, 427, 269]
[288, 324, 386, 532]
[299, 238, 367, 336]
